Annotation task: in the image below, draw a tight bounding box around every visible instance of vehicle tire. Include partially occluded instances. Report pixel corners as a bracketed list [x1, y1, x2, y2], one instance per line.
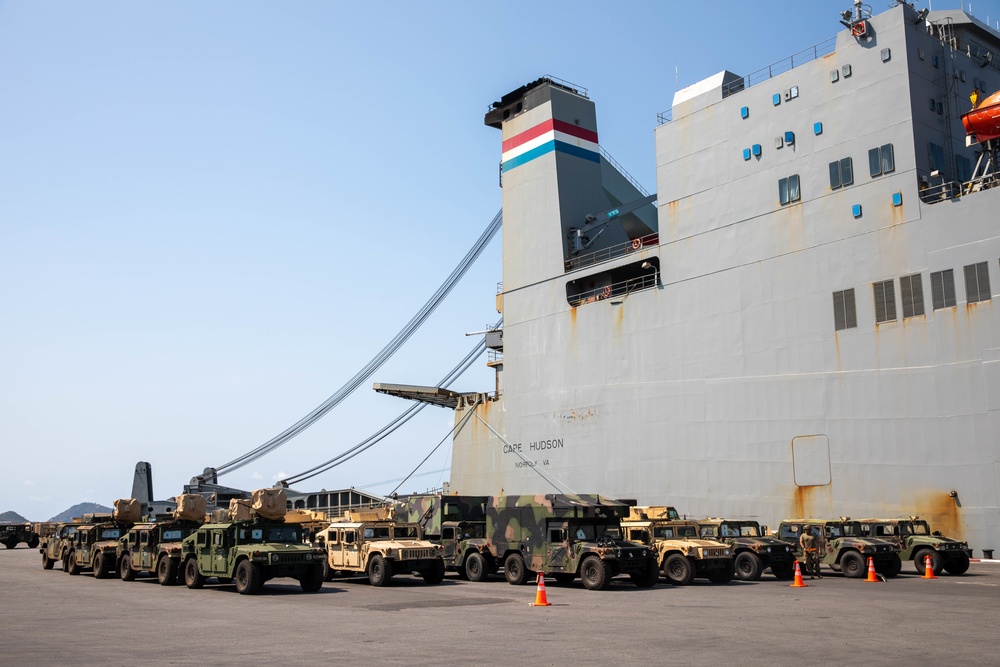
[663, 553, 695, 586]
[322, 559, 335, 582]
[880, 553, 902, 578]
[734, 551, 763, 581]
[630, 559, 660, 588]
[422, 559, 446, 584]
[580, 556, 611, 590]
[93, 553, 108, 579]
[913, 548, 943, 576]
[553, 573, 576, 584]
[184, 558, 205, 589]
[367, 554, 394, 587]
[3, 539, 16, 549]
[841, 551, 866, 578]
[300, 565, 324, 592]
[707, 560, 735, 584]
[945, 553, 971, 575]
[62, 554, 71, 573]
[27, 536, 39, 550]
[828, 563, 842, 572]
[119, 554, 136, 581]
[503, 552, 530, 586]
[464, 552, 489, 583]
[157, 556, 178, 586]
[770, 561, 794, 580]
[42, 552, 55, 570]
[67, 552, 82, 576]
[235, 560, 262, 595]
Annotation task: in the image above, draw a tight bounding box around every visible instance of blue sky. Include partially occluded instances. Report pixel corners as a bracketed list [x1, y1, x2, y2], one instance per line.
[3, 0, 998, 519]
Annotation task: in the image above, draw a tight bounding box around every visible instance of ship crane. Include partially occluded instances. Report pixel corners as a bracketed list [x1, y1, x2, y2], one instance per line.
[567, 193, 656, 255]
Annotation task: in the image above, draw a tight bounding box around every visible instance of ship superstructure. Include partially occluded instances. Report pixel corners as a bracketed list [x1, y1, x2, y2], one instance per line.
[381, 3, 1000, 551]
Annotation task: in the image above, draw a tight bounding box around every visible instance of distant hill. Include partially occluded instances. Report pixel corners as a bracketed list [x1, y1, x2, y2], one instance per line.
[0, 511, 30, 523]
[48, 503, 113, 523]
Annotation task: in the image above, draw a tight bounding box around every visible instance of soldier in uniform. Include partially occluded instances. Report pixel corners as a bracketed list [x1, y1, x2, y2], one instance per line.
[798, 527, 823, 578]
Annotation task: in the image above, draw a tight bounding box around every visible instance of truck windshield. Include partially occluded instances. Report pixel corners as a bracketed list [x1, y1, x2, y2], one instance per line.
[265, 526, 300, 542]
[910, 522, 930, 535]
[654, 525, 698, 539]
[392, 526, 419, 540]
[363, 526, 391, 540]
[161, 529, 183, 541]
[99, 529, 121, 540]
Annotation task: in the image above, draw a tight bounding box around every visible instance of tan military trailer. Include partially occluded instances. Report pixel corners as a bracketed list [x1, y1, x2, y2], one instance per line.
[313, 507, 446, 586]
[621, 507, 735, 585]
[1, 522, 39, 550]
[117, 494, 207, 585]
[40, 522, 80, 571]
[698, 518, 795, 580]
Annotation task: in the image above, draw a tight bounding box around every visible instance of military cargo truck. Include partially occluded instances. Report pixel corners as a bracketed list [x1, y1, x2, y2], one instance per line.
[856, 517, 973, 575]
[40, 523, 79, 571]
[486, 495, 659, 590]
[621, 507, 734, 585]
[776, 519, 902, 578]
[314, 507, 446, 586]
[398, 494, 493, 581]
[1, 523, 39, 550]
[698, 518, 795, 580]
[180, 519, 325, 594]
[117, 520, 204, 584]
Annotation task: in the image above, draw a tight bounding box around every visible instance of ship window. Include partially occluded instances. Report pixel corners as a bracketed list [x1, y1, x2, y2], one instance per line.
[832, 289, 857, 331]
[964, 262, 992, 303]
[873, 279, 897, 323]
[956, 155, 972, 183]
[930, 270, 957, 309]
[869, 144, 895, 177]
[778, 174, 800, 205]
[900, 274, 925, 318]
[928, 143, 946, 177]
[829, 157, 854, 189]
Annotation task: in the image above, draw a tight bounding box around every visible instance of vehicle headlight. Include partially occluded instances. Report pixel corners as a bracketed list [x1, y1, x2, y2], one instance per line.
[305, 553, 312, 561]
[766, 546, 772, 553]
[785, 546, 791, 552]
[272, 554, 279, 562]
[724, 549, 730, 556]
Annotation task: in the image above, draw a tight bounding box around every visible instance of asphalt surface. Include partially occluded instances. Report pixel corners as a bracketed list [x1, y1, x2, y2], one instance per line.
[1, 546, 998, 666]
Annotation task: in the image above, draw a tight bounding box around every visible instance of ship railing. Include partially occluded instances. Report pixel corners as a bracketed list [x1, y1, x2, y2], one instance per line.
[919, 179, 963, 203]
[599, 146, 650, 197]
[565, 232, 659, 272]
[569, 272, 658, 307]
[963, 173, 1000, 194]
[487, 349, 503, 364]
[657, 36, 837, 125]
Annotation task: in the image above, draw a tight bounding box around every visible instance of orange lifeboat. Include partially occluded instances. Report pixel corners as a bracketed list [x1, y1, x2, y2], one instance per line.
[962, 90, 1000, 142]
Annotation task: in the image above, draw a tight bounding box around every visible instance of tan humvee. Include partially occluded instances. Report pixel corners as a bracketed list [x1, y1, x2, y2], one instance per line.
[621, 506, 735, 585]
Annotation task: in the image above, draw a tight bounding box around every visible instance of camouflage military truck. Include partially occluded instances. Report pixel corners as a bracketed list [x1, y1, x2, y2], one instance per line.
[856, 517, 973, 576]
[621, 507, 735, 585]
[40, 522, 79, 570]
[486, 495, 659, 590]
[314, 507, 446, 586]
[398, 494, 494, 581]
[65, 520, 131, 577]
[118, 493, 207, 584]
[1, 522, 39, 550]
[698, 518, 795, 581]
[180, 488, 325, 594]
[180, 520, 325, 594]
[776, 519, 902, 578]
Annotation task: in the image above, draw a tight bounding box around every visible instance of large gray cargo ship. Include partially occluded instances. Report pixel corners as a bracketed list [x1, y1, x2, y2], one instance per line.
[378, 2, 1000, 552]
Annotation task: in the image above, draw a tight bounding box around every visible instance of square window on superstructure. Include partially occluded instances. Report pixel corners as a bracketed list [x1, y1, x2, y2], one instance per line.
[929, 143, 946, 177]
[833, 289, 857, 331]
[829, 161, 841, 189]
[931, 269, 956, 309]
[965, 262, 991, 303]
[881, 144, 895, 174]
[900, 273, 925, 318]
[779, 178, 789, 205]
[956, 154, 972, 182]
[873, 279, 897, 323]
[829, 158, 854, 189]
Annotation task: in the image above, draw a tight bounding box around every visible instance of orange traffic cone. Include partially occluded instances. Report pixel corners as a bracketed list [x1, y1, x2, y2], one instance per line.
[530, 572, 552, 606]
[790, 560, 808, 588]
[922, 554, 938, 579]
[865, 557, 879, 582]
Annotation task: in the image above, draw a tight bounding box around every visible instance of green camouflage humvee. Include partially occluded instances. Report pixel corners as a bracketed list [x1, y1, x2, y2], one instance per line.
[621, 508, 735, 585]
[65, 520, 131, 578]
[776, 519, 902, 578]
[181, 519, 325, 594]
[398, 494, 494, 581]
[856, 517, 973, 576]
[40, 522, 80, 571]
[314, 507, 446, 586]
[1, 523, 39, 550]
[486, 495, 659, 590]
[698, 518, 795, 580]
[117, 520, 204, 585]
